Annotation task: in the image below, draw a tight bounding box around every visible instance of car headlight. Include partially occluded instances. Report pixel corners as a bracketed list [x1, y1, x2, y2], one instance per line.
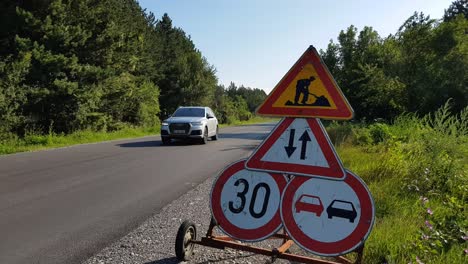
[162, 122, 169, 126]
[190, 122, 203, 126]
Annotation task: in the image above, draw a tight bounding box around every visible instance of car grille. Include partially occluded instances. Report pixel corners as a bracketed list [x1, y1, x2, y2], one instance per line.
[169, 123, 190, 134]
[190, 130, 202, 135]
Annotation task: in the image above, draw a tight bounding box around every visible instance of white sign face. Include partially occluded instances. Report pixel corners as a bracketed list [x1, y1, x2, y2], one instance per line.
[261, 118, 328, 166]
[211, 160, 287, 241]
[220, 170, 282, 229]
[246, 118, 346, 179]
[281, 171, 375, 256]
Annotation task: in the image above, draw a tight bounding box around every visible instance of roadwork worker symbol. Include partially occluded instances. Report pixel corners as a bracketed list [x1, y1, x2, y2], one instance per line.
[257, 47, 354, 119]
[285, 76, 331, 107]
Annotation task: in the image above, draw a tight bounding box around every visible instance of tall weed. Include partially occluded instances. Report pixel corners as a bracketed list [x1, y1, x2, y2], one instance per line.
[337, 101, 467, 263]
[390, 102, 467, 262]
[402, 102, 467, 196]
[325, 121, 355, 146]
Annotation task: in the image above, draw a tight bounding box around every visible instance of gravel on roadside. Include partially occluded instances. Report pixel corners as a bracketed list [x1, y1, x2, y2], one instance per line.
[83, 172, 311, 264]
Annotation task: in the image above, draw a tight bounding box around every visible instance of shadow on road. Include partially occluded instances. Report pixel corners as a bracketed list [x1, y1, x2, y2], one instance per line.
[117, 140, 203, 148]
[219, 144, 257, 151]
[117, 141, 160, 148]
[116, 131, 269, 148]
[240, 123, 277, 127]
[219, 132, 268, 140]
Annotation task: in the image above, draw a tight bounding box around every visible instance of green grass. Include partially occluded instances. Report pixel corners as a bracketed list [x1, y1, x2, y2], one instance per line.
[218, 116, 279, 127]
[2, 105, 466, 263]
[338, 145, 420, 263]
[0, 117, 279, 155]
[332, 103, 468, 263]
[0, 126, 161, 155]
[338, 143, 467, 263]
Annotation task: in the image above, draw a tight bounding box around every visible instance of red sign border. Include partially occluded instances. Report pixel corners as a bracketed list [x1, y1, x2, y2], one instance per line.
[245, 118, 346, 179]
[280, 170, 375, 256]
[210, 159, 287, 242]
[256, 46, 354, 120]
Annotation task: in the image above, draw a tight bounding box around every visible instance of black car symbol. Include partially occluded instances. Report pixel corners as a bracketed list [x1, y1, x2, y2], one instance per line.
[326, 199, 357, 223]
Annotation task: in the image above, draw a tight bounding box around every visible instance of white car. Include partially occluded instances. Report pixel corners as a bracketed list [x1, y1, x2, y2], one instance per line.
[160, 106, 219, 145]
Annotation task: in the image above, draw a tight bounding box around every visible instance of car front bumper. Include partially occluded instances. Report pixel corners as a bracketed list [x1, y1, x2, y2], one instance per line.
[161, 123, 204, 139]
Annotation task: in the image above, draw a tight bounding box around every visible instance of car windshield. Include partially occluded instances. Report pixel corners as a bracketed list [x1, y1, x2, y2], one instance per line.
[172, 108, 205, 117]
[299, 196, 320, 205]
[331, 201, 353, 210]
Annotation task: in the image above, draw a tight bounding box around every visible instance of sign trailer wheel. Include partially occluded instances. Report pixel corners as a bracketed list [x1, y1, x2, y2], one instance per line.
[176, 215, 365, 264]
[175, 220, 197, 261]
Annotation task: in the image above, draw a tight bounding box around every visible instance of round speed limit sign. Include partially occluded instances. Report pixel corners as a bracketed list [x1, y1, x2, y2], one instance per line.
[210, 159, 287, 241]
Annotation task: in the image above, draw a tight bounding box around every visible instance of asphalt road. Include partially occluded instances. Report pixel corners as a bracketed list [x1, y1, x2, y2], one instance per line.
[0, 123, 276, 264]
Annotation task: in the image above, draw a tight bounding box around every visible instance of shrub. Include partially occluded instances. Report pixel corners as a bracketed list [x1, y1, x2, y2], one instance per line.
[23, 134, 49, 145]
[368, 123, 393, 144]
[351, 127, 373, 146]
[325, 121, 354, 146]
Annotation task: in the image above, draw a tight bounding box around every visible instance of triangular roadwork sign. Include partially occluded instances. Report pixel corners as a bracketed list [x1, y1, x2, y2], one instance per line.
[256, 46, 354, 120]
[246, 118, 346, 179]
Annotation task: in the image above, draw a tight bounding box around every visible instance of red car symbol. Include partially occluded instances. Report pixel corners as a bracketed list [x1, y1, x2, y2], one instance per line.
[295, 194, 324, 217]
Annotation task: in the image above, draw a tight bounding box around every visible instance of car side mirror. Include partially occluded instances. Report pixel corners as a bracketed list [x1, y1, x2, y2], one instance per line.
[207, 115, 214, 119]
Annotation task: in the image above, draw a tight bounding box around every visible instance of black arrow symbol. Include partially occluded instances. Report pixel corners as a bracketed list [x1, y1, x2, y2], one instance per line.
[299, 130, 311, 160]
[284, 129, 296, 158]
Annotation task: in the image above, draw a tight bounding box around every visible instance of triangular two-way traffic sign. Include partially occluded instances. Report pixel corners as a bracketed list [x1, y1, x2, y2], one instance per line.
[256, 46, 354, 120]
[246, 118, 346, 180]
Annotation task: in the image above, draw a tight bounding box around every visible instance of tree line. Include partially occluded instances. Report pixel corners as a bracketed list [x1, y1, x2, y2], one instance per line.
[320, 0, 467, 121]
[0, 0, 266, 141]
[1, 0, 466, 141]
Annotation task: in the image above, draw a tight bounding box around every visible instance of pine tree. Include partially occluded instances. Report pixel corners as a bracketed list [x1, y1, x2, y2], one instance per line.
[444, 0, 468, 21]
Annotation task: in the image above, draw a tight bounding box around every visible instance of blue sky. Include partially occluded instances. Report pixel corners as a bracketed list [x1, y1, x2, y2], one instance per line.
[138, 0, 452, 93]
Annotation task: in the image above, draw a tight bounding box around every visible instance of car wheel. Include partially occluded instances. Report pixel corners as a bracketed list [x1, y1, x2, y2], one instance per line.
[161, 137, 171, 145]
[175, 220, 197, 261]
[200, 127, 208, 144]
[211, 126, 219, 140]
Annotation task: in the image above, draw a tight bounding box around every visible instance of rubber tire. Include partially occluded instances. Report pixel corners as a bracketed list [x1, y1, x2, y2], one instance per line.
[161, 137, 171, 145]
[175, 220, 197, 261]
[211, 126, 219, 140]
[200, 127, 208, 144]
